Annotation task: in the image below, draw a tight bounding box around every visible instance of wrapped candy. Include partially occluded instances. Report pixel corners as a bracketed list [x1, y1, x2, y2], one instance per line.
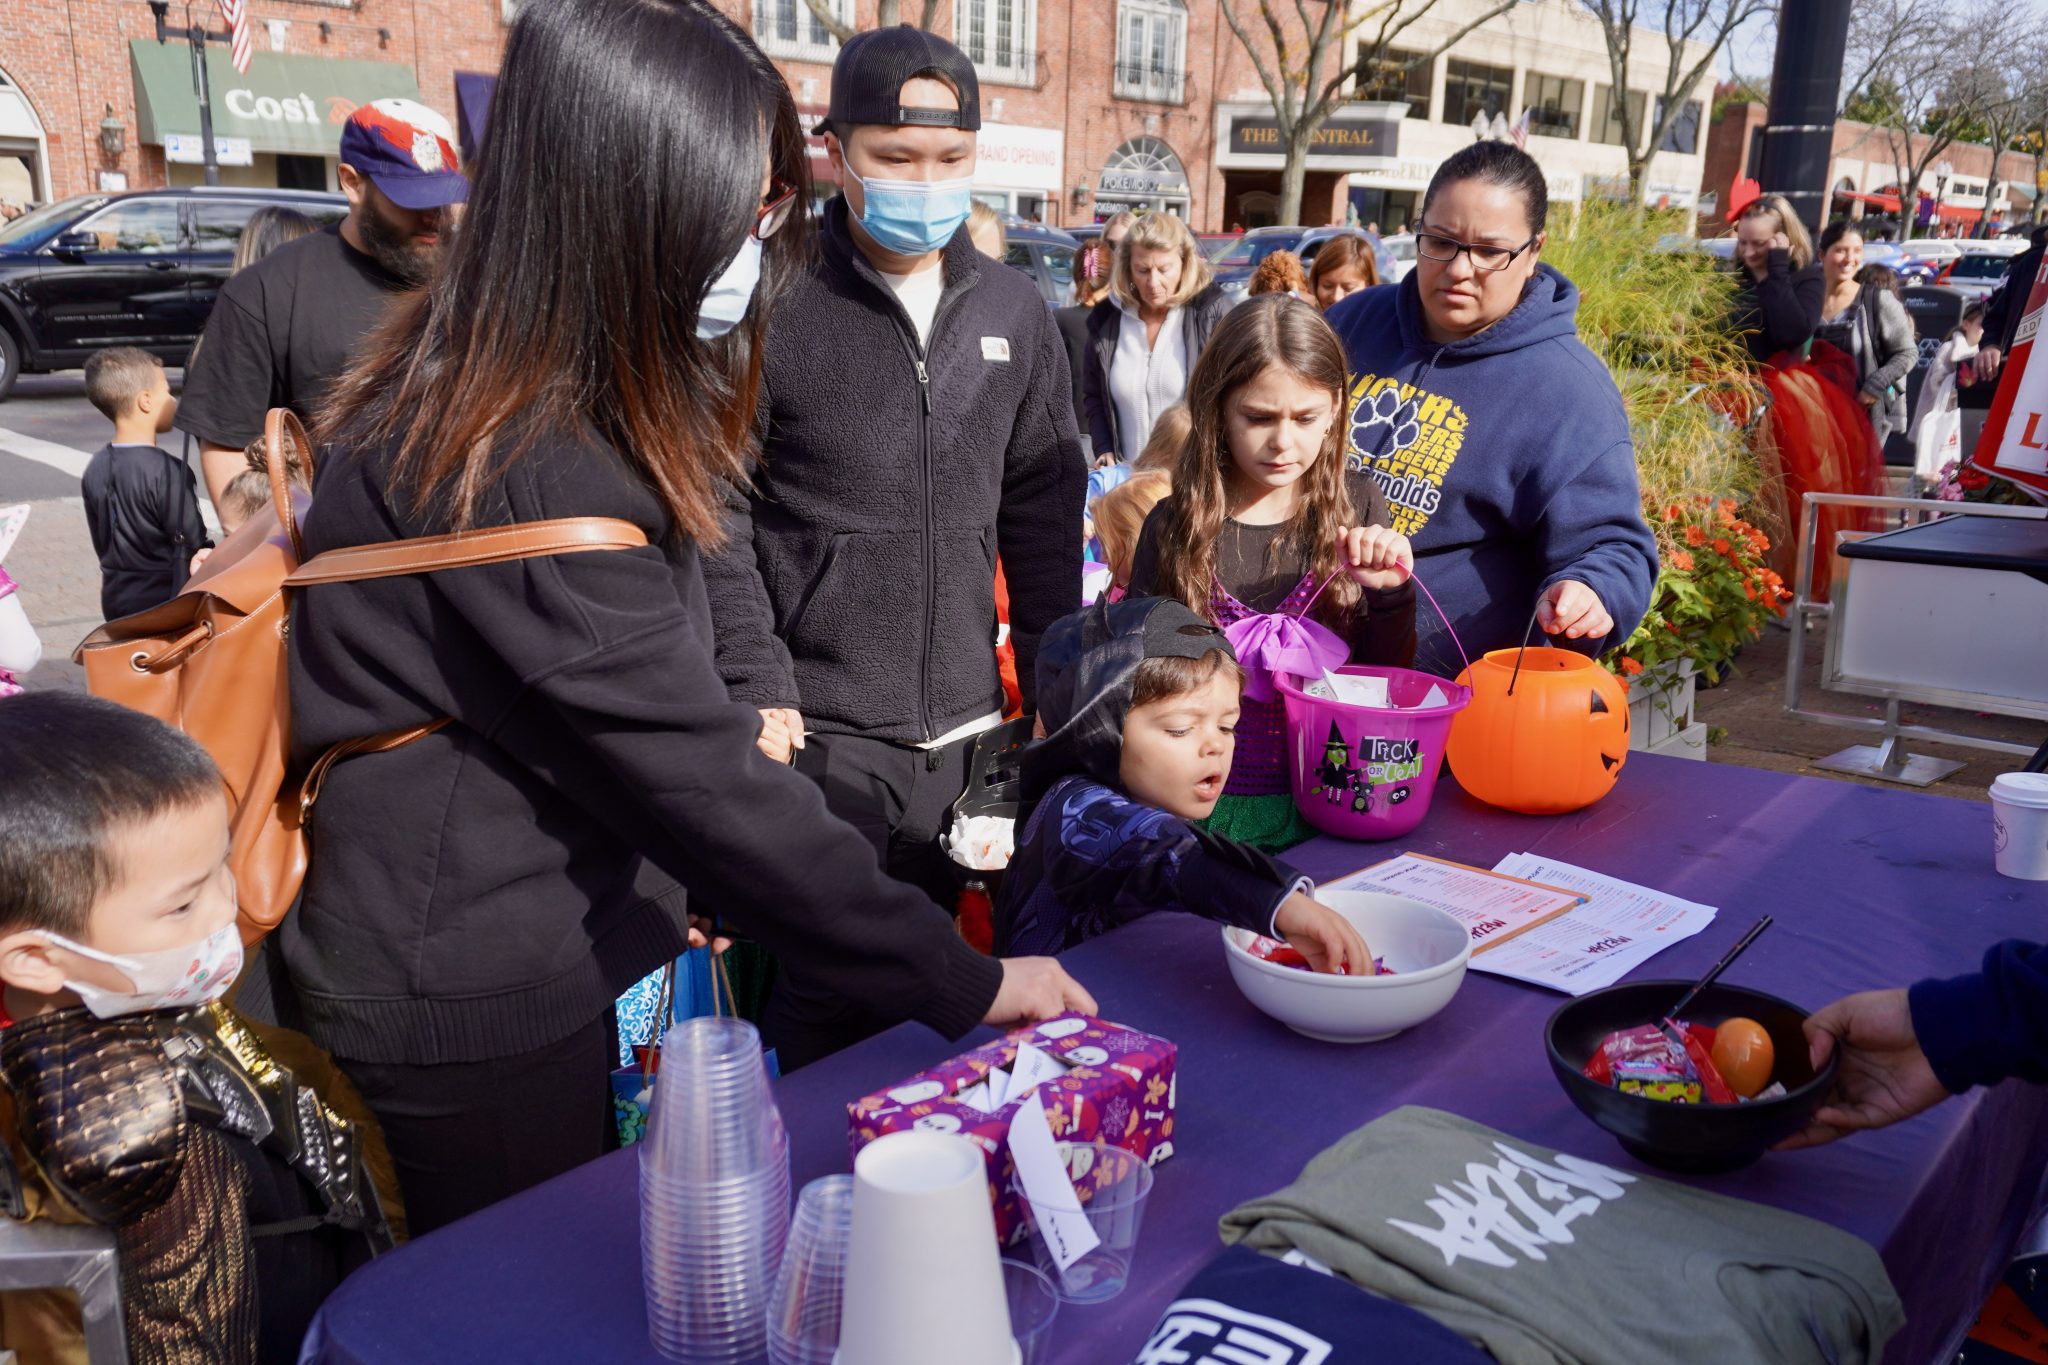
[1246, 936, 1390, 977]
[1582, 1022, 1736, 1105]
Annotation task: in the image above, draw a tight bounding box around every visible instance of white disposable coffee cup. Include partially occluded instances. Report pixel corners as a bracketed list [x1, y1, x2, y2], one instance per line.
[1991, 773, 2048, 881]
[835, 1132, 1018, 1365]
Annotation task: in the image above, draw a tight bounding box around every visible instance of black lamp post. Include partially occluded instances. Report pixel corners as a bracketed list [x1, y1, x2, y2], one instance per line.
[148, 0, 226, 187]
[1755, 0, 1852, 235]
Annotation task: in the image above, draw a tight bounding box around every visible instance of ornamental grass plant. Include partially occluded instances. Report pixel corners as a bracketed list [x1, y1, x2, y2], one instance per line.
[1543, 202, 1785, 685]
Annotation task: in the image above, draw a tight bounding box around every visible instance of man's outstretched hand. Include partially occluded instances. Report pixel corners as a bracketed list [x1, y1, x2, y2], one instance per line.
[1778, 988, 1951, 1149]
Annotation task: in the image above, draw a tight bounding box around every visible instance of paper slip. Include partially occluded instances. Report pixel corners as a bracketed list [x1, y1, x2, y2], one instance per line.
[1008, 1096, 1100, 1271]
[1328, 853, 1584, 954]
[1468, 854, 1718, 996]
[1321, 670, 1390, 707]
[1006, 1042, 1069, 1101]
[957, 1082, 995, 1113]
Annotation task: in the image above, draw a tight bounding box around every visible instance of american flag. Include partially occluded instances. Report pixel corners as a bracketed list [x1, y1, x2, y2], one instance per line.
[218, 0, 253, 75]
[1510, 108, 1531, 150]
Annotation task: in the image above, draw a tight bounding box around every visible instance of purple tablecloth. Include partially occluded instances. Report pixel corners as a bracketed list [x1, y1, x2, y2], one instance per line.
[301, 756, 2048, 1364]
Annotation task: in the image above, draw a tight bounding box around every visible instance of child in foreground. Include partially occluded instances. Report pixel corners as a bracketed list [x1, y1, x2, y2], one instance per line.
[1128, 294, 1417, 851]
[995, 595, 1372, 975]
[79, 348, 211, 620]
[0, 693, 389, 1364]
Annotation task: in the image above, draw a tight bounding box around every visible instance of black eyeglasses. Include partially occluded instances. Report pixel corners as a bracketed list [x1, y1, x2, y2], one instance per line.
[1415, 227, 1538, 272]
[754, 180, 799, 241]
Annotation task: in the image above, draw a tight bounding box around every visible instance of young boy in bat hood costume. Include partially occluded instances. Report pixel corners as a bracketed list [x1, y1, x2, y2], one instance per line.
[995, 596, 1373, 974]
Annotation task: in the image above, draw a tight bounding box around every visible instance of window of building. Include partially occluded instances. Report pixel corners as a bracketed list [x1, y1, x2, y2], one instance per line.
[1441, 59, 1512, 129]
[1654, 96, 1702, 154]
[1524, 74, 1583, 139]
[1355, 45, 1432, 109]
[751, 0, 849, 62]
[76, 199, 178, 254]
[1115, 0, 1186, 103]
[958, 0, 1037, 86]
[1591, 85, 1647, 148]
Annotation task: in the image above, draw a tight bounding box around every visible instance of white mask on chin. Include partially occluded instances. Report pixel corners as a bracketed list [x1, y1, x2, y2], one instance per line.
[697, 235, 764, 340]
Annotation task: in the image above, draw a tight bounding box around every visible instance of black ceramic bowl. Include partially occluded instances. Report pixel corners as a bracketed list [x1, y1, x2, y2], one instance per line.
[1545, 981, 1840, 1173]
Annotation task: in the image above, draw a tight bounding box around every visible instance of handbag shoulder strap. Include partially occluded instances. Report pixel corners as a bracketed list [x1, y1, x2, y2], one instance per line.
[284, 517, 649, 588]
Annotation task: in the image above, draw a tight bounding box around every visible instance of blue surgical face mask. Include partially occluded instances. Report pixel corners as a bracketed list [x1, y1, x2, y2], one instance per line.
[696, 234, 763, 340]
[847, 170, 975, 257]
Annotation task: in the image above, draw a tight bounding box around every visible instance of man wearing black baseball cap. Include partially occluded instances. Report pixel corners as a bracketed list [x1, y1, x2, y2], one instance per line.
[705, 27, 1086, 1065]
[177, 97, 469, 511]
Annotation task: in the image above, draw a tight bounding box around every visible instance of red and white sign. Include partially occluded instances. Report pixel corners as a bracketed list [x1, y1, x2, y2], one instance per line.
[974, 122, 1063, 194]
[1971, 254, 2048, 503]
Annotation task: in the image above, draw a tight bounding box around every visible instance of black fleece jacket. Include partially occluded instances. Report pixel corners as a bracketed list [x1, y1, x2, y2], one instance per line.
[702, 199, 1087, 743]
[1729, 250, 1822, 364]
[286, 418, 1003, 1066]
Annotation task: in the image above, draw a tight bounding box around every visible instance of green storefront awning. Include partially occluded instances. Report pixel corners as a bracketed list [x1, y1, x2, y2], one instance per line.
[130, 40, 420, 157]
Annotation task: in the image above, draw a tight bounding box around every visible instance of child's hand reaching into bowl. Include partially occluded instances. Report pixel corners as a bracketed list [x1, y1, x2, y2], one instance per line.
[1337, 525, 1414, 591]
[1275, 892, 1376, 976]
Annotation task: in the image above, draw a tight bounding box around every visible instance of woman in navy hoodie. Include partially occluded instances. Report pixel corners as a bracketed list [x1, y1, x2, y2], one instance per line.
[1324, 142, 1657, 675]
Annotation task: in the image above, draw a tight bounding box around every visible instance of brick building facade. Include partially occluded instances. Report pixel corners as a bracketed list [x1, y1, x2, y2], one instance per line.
[1702, 96, 2045, 236]
[3, 0, 1710, 235]
[1, 0, 508, 207]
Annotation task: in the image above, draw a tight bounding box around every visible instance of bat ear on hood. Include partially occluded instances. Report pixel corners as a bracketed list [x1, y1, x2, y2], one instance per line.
[1020, 596, 1237, 801]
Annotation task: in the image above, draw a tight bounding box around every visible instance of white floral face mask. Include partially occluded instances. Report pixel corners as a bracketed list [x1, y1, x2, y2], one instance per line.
[40, 921, 243, 1019]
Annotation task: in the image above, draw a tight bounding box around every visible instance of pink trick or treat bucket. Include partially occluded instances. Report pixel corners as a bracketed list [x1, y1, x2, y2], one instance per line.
[1277, 665, 1469, 841]
[1272, 569, 1472, 842]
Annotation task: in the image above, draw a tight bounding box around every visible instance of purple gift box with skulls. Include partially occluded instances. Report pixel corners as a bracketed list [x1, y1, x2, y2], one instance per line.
[847, 1013, 1176, 1246]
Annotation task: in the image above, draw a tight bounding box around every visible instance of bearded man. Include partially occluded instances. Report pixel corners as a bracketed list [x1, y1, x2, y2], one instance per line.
[176, 98, 468, 509]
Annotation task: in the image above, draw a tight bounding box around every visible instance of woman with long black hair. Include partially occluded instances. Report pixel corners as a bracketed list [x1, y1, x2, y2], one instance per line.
[284, 0, 1092, 1233]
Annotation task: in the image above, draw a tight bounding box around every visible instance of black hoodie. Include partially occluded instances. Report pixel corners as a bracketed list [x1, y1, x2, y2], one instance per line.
[702, 198, 1087, 743]
[998, 598, 1304, 957]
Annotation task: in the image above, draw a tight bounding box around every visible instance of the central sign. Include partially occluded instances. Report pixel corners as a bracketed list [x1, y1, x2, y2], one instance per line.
[1227, 113, 1400, 160]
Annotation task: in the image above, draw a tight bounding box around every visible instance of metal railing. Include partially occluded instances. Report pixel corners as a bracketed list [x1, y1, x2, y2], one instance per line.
[1112, 61, 1187, 105]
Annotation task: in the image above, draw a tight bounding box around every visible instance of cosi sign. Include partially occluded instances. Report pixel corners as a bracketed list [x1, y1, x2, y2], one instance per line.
[1228, 114, 1401, 160]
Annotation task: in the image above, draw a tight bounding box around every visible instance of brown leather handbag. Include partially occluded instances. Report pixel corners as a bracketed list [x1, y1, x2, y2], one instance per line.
[73, 408, 648, 945]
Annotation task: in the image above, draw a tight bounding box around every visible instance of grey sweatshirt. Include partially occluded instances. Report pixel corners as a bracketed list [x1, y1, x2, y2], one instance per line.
[1220, 1106, 1904, 1365]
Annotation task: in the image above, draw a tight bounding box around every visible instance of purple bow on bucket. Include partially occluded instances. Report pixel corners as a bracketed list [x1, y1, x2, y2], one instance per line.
[1223, 610, 1349, 703]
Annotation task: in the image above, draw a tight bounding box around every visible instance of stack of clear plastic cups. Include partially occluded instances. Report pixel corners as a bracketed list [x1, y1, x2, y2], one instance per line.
[766, 1175, 854, 1365]
[640, 1017, 792, 1364]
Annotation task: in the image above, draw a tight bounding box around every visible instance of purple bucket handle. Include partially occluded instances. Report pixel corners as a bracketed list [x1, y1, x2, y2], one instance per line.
[1395, 567, 1474, 684]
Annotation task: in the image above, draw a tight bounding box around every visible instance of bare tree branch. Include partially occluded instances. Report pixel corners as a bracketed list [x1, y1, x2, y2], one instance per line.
[801, 0, 855, 45]
[1219, 1, 1294, 130]
[1583, 0, 1768, 198]
[1222, 0, 1523, 222]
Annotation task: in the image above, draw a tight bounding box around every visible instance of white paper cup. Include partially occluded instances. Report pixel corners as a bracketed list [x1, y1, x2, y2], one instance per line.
[1992, 773, 2048, 881]
[835, 1132, 1018, 1365]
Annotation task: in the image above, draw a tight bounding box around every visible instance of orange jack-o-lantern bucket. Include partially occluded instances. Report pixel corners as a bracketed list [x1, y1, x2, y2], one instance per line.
[1447, 640, 1631, 816]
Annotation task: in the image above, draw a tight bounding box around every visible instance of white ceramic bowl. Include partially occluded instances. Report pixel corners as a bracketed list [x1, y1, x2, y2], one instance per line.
[1221, 890, 1472, 1043]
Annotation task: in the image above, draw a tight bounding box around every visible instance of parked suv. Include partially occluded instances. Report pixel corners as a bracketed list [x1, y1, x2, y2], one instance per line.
[0, 185, 346, 399]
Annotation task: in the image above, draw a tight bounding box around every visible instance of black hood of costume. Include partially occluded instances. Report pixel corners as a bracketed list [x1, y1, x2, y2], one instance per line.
[1021, 596, 1233, 800]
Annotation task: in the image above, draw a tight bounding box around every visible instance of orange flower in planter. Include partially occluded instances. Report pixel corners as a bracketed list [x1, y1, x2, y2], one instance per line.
[1670, 549, 1695, 572]
[1620, 656, 1644, 675]
[1713, 537, 1733, 556]
[1685, 525, 1707, 547]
